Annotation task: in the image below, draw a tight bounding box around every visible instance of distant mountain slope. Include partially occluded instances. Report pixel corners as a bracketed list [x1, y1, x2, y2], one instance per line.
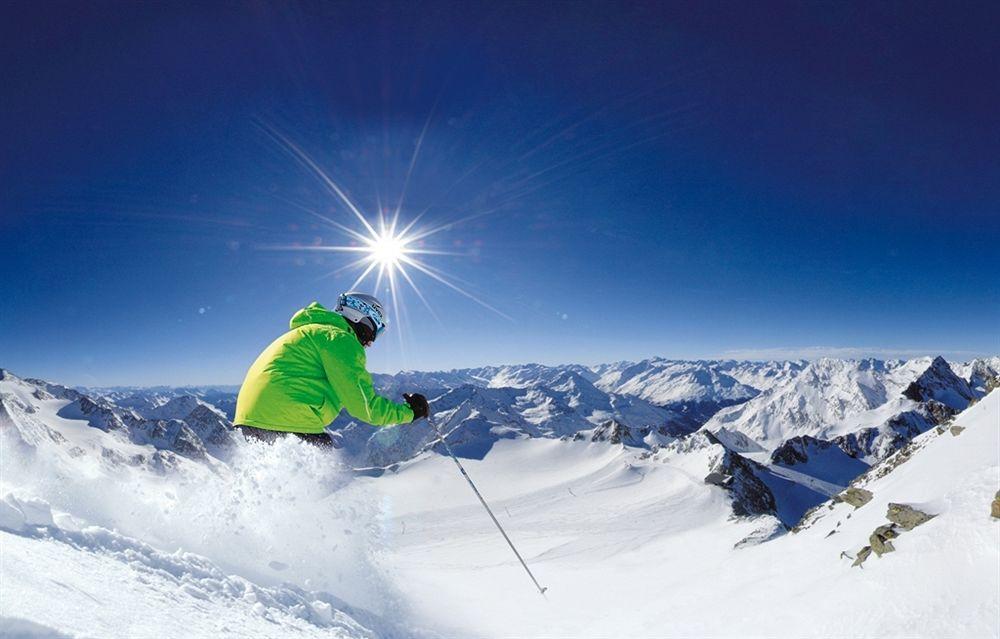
[10, 354, 995, 528]
[1, 370, 234, 467]
[333, 372, 682, 468]
[592, 358, 804, 405]
[702, 357, 981, 457]
[85, 385, 240, 420]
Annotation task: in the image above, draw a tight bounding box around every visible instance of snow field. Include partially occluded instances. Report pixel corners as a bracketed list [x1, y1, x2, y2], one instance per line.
[367, 392, 999, 637]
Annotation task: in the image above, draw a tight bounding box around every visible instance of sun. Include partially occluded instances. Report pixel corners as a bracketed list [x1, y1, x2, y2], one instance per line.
[258, 121, 513, 348]
[367, 232, 409, 268]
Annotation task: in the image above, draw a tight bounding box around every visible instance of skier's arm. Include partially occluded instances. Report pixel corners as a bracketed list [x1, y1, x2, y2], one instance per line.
[314, 331, 414, 426]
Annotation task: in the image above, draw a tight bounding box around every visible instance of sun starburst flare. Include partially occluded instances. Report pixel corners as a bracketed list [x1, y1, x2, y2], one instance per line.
[257, 122, 513, 355]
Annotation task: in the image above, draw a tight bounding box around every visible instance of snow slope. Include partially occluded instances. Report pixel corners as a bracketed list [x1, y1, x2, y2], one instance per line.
[367, 392, 1000, 637]
[3, 366, 997, 638]
[1, 498, 376, 639]
[0, 371, 433, 638]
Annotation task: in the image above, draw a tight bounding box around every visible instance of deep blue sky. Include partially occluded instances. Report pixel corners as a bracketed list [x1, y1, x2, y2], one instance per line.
[2, 1, 998, 385]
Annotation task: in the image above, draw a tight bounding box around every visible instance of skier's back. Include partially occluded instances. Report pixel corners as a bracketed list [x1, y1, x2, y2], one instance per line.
[234, 292, 427, 446]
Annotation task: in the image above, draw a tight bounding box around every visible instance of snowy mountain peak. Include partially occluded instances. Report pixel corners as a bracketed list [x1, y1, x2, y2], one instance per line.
[592, 359, 767, 412]
[702, 355, 984, 456]
[902, 357, 976, 410]
[145, 394, 227, 421]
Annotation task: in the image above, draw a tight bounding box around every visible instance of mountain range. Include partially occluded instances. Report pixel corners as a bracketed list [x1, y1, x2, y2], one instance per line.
[2, 355, 997, 637]
[3, 355, 996, 527]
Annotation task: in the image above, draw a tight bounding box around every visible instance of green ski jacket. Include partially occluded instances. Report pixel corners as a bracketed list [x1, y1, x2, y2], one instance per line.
[234, 302, 414, 433]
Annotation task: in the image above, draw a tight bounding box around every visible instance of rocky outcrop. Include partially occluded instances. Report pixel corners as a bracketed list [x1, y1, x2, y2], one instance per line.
[184, 403, 235, 450]
[966, 359, 1000, 396]
[834, 359, 975, 466]
[704, 444, 778, 519]
[852, 546, 873, 567]
[128, 419, 208, 460]
[869, 524, 899, 557]
[902, 357, 975, 410]
[770, 435, 825, 465]
[23, 377, 83, 402]
[886, 503, 935, 530]
[832, 403, 949, 463]
[991, 491, 1000, 519]
[834, 487, 873, 509]
[68, 396, 133, 431]
[852, 504, 936, 567]
[589, 419, 648, 446]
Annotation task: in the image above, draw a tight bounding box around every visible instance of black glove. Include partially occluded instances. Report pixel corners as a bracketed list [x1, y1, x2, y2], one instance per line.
[403, 393, 429, 421]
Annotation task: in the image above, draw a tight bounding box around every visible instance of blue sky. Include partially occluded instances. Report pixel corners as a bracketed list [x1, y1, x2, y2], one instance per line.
[2, 2, 998, 386]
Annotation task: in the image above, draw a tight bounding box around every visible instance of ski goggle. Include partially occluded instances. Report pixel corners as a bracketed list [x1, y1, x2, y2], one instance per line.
[338, 294, 387, 340]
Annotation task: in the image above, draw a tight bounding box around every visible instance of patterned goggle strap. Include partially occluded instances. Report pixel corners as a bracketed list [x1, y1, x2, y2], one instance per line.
[340, 295, 386, 338]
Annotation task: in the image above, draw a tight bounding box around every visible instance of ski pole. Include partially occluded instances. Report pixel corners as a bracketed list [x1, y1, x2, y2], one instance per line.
[425, 414, 548, 597]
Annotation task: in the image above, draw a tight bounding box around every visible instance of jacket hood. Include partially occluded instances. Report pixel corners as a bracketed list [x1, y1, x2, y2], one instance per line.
[289, 302, 348, 330]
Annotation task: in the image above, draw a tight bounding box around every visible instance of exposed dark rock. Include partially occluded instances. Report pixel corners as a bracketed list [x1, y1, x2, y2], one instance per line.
[886, 503, 935, 530]
[184, 403, 235, 449]
[71, 396, 129, 432]
[23, 378, 83, 402]
[703, 447, 778, 519]
[869, 524, 899, 556]
[852, 546, 872, 567]
[658, 399, 749, 436]
[770, 435, 824, 465]
[991, 491, 999, 519]
[901, 357, 975, 410]
[834, 487, 874, 509]
[949, 425, 965, 436]
[704, 471, 729, 487]
[833, 409, 937, 462]
[925, 400, 957, 425]
[590, 419, 646, 446]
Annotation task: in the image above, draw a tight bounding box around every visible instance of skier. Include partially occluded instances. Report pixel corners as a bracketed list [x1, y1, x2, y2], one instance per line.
[233, 292, 428, 447]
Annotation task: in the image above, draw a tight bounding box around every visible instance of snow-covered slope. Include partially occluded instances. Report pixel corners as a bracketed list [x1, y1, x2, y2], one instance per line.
[0, 373, 433, 638]
[2, 363, 998, 638]
[364, 391, 999, 638]
[793, 390, 1000, 575]
[1, 495, 377, 639]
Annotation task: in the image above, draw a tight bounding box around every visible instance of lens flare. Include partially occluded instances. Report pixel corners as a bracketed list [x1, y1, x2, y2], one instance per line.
[367, 231, 408, 268]
[257, 122, 513, 362]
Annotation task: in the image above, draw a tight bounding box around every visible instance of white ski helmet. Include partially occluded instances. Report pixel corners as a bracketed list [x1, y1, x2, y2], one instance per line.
[335, 292, 388, 341]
